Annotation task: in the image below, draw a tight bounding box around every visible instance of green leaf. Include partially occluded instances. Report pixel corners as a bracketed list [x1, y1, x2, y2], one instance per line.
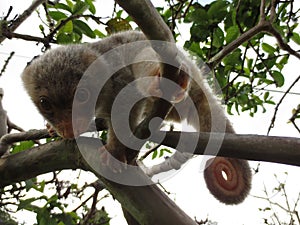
[189, 8, 208, 25]
[152, 150, 158, 159]
[247, 58, 253, 70]
[212, 26, 224, 48]
[94, 29, 106, 38]
[263, 91, 269, 101]
[265, 57, 276, 69]
[223, 49, 242, 66]
[265, 100, 275, 105]
[225, 25, 239, 44]
[37, 181, 46, 192]
[25, 179, 35, 191]
[66, 0, 74, 8]
[48, 11, 68, 21]
[279, 55, 289, 65]
[73, 1, 89, 15]
[54, 3, 72, 13]
[237, 93, 249, 105]
[18, 198, 36, 210]
[39, 24, 44, 32]
[106, 18, 132, 34]
[56, 33, 73, 44]
[62, 20, 73, 33]
[159, 148, 172, 158]
[271, 71, 284, 87]
[207, 0, 228, 20]
[190, 24, 210, 42]
[291, 32, 300, 45]
[277, 55, 289, 71]
[262, 43, 276, 54]
[73, 20, 96, 38]
[85, 0, 96, 14]
[12, 140, 35, 154]
[226, 103, 234, 115]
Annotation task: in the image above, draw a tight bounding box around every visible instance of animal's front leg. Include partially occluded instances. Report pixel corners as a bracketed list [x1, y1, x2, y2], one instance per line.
[99, 123, 127, 173]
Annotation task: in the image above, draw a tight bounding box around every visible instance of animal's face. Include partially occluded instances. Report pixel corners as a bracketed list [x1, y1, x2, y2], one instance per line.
[22, 44, 99, 138]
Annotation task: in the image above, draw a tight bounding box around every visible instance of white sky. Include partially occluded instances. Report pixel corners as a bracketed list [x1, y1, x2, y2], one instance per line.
[0, 0, 300, 225]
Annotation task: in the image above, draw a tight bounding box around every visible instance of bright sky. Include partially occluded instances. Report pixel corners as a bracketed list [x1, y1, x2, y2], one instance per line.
[0, 0, 300, 225]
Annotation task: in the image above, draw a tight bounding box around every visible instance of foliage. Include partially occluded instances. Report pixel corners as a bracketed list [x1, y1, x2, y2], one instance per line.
[257, 172, 300, 225]
[0, 210, 19, 225]
[176, 0, 297, 116]
[0, 169, 110, 225]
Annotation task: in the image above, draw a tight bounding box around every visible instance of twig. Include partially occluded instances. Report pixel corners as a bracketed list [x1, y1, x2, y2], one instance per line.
[3, 6, 13, 21]
[139, 143, 162, 161]
[267, 74, 300, 134]
[6, 118, 24, 133]
[1, 31, 51, 45]
[267, 25, 300, 60]
[0, 52, 14, 77]
[0, 0, 47, 44]
[290, 106, 300, 134]
[47, 14, 105, 42]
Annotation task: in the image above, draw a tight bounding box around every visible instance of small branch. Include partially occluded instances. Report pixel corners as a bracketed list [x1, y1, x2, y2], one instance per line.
[0, 129, 50, 155]
[139, 143, 161, 161]
[208, 0, 300, 67]
[260, 0, 266, 21]
[1, 30, 51, 45]
[3, 6, 13, 21]
[290, 106, 300, 134]
[267, 74, 300, 134]
[6, 118, 24, 133]
[266, 25, 300, 60]
[0, 0, 47, 44]
[207, 20, 270, 67]
[0, 52, 15, 77]
[47, 14, 105, 43]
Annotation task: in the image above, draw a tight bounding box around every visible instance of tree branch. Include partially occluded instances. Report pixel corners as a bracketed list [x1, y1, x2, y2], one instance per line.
[0, 0, 47, 44]
[267, 74, 300, 135]
[115, 0, 173, 42]
[208, 0, 300, 67]
[0, 138, 198, 225]
[207, 20, 270, 67]
[0, 140, 84, 188]
[113, 0, 184, 165]
[150, 131, 300, 167]
[1, 131, 299, 223]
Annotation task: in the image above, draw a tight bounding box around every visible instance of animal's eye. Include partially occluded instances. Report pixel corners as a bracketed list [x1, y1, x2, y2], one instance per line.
[39, 96, 52, 113]
[75, 88, 90, 103]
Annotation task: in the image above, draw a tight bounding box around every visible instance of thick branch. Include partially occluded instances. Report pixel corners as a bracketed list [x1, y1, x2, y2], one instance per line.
[0, 140, 84, 187]
[0, 132, 299, 223]
[113, 0, 183, 164]
[115, 0, 173, 42]
[150, 131, 300, 167]
[0, 138, 197, 225]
